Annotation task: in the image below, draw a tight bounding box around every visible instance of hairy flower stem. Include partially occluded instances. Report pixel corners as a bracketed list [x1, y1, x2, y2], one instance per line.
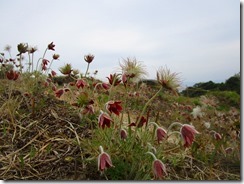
[19, 53, 22, 73]
[146, 151, 157, 161]
[167, 122, 183, 132]
[136, 87, 162, 126]
[46, 59, 54, 75]
[31, 53, 34, 73]
[84, 63, 90, 78]
[36, 47, 48, 72]
[28, 53, 31, 72]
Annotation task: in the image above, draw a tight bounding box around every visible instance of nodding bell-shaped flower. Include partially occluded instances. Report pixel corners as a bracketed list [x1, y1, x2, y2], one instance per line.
[210, 130, 222, 140]
[146, 152, 167, 180]
[76, 79, 87, 89]
[98, 146, 114, 172]
[120, 128, 128, 140]
[55, 88, 64, 98]
[149, 122, 167, 143]
[102, 82, 110, 90]
[98, 111, 113, 129]
[6, 70, 20, 80]
[214, 132, 222, 140]
[105, 100, 122, 116]
[180, 124, 200, 148]
[156, 127, 167, 143]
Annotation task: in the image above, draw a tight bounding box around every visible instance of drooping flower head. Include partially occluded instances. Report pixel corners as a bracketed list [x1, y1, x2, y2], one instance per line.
[76, 79, 87, 89]
[156, 127, 167, 143]
[98, 111, 113, 129]
[149, 122, 167, 143]
[156, 66, 181, 94]
[180, 124, 200, 148]
[210, 130, 222, 140]
[98, 146, 114, 172]
[146, 151, 167, 180]
[55, 88, 64, 98]
[105, 100, 122, 116]
[6, 70, 20, 81]
[120, 128, 128, 140]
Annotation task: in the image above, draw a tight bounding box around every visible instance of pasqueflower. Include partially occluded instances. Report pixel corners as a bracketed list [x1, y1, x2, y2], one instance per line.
[48, 42, 55, 51]
[55, 88, 64, 98]
[146, 152, 167, 180]
[6, 70, 19, 80]
[84, 54, 95, 63]
[98, 146, 114, 172]
[98, 111, 113, 129]
[107, 73, 121, 86]
[76, 79, 86, 89]
[156, 66, 181, 94]
[120, 129, 128, 140]
[156, 127, 167, 143]
[149, 122, 167, 143]
[180, 124, 200, 148]
[105, 101, 122, 116]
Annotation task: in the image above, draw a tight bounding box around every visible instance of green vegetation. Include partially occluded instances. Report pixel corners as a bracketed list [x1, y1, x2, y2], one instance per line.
[0, 42, 240, 180]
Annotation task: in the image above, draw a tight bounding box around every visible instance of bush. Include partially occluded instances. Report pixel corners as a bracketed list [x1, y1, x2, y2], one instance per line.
[208, 91, 240, 109]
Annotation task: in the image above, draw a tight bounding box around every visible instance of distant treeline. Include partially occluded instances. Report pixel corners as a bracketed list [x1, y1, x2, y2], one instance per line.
[181, 72, 240, 97]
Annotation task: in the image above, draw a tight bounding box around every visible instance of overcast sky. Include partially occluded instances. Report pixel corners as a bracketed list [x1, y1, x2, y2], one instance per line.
[0, 0, 240, 87]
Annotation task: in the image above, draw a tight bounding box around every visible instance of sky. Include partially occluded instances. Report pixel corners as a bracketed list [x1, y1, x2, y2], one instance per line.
[0, 0, 240, 88]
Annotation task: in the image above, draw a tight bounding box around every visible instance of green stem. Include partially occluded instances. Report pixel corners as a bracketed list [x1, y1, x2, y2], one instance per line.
[136, 87, 162, 126]
[19, 53, 22, 73]
[36, 48, 48, 72]
[84, 63, 90, 78]
[146, 151, 157, 161]
[167, 122, 183, 132]
[46, 59, 54, 75]
[167, 131, 181, 138]
[31, 53, 34, 73]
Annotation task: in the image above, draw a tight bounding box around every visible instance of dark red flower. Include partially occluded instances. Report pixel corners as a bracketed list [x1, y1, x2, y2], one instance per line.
[6, 70, 19, 80]
[106, 73, 121, 86]
[84, 54, 95, 63]
[51, 70, 57, 77]
[214, 132, 222, 140]
[137, 116, 147, 128]
[102, 83, 110, 90]
[76, 79, 86, 89]
[55, 88, 64, 98]
[98, 146, 114, 172]
[81, 104, 95, 115]
[42, 59, 49, 65]
[156, 127, 167, 143]
[120, 129, 127, 140]
[105, 101, 122, 116]
[152, 159, 167, 180]
[128, 116, 147, 128]
[180, 124, 199, 148]
[48, 42, 55, 51]
[98, 111, 113, 129]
